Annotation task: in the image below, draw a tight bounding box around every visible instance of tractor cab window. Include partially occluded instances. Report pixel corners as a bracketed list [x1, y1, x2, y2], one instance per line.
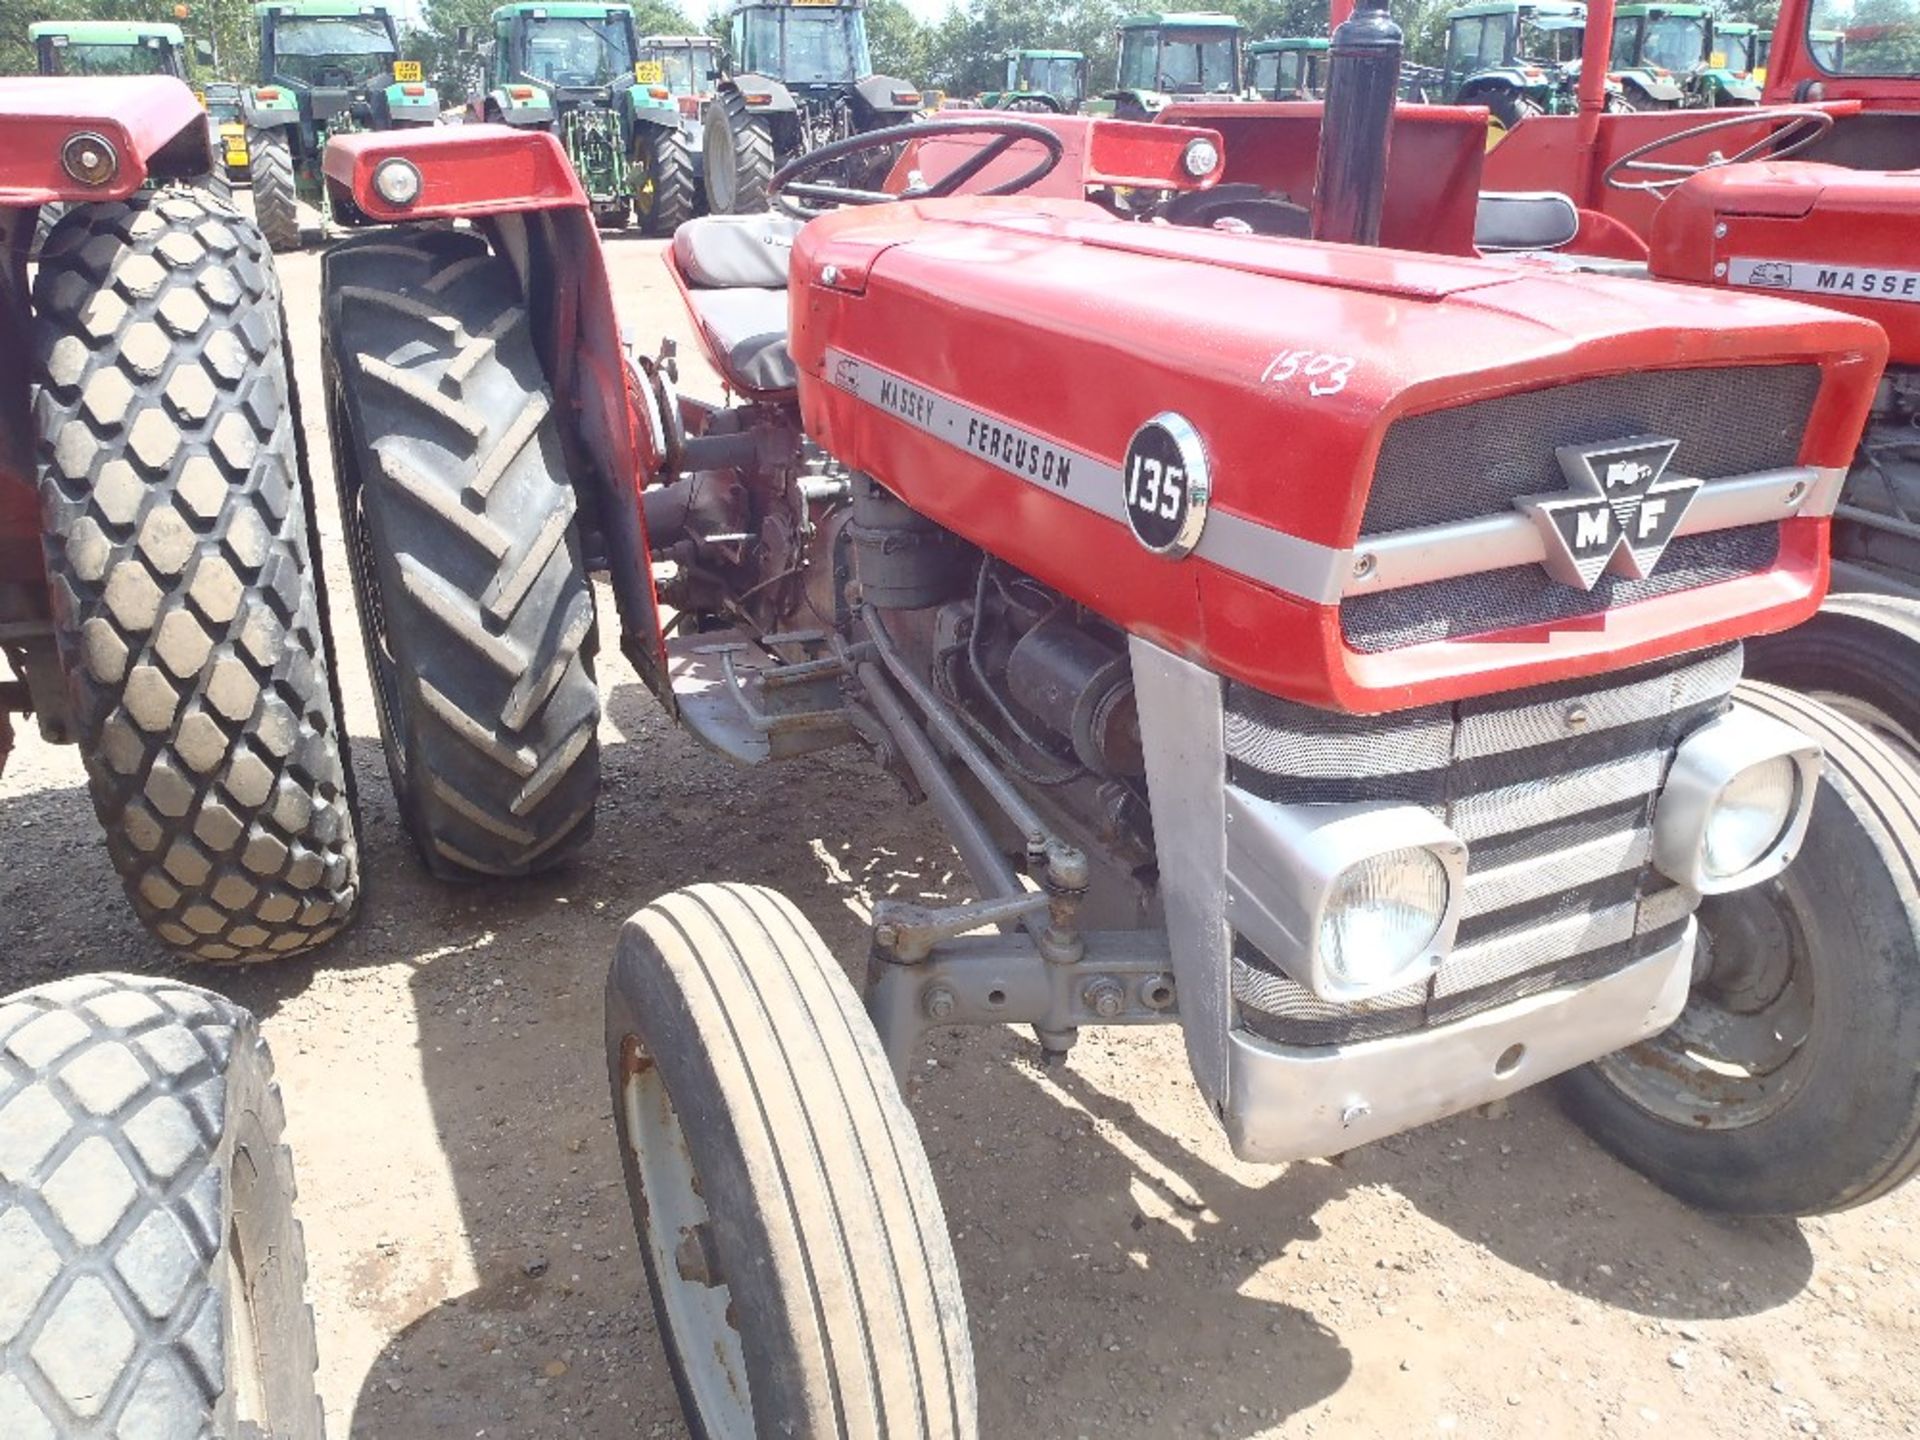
[206, 95, 244, 122]
[1020, 55, 1083, 103]
[638, 43, 710, 92]
[1251, 48, 1279, 93]
[1518, 14, 1584, 65]
[268, 16, 398, 86]
[1446, 14, 1508, 84]
[520, 15, 636, 87]
[1611, 14, 1642, 64]
[39, 37, 177, 77]
[1642, 12, 1708, 70]
[1808, 0, 1907, 75]
[1120, 27, 1238, 94]
[1717, 30, 1753, 71]
[737, 6, 870, 84]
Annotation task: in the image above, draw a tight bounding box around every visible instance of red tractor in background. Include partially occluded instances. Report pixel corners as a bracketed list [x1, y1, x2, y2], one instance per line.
[312, 3, 1920, 1423]
[0, 76, 331, 1438]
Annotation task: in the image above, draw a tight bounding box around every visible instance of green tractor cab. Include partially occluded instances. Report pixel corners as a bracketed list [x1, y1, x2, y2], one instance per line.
[1443, 0, 1603, 130]
[1091, 12, 1245, 121]
[474, 6, 713, 234]
[1700, 18, 1761, 105]
[1249, 37, 1329, 100]
[1607, 2, 1707, 109]
[702, 0, 924, 214]
[977, 50, 1088, 112]
[29, 21, 209, 80]
[242, 1, 440, 250]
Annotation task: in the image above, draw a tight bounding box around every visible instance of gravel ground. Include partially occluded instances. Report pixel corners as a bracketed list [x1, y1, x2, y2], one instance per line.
[4, 215, 1920, 1440]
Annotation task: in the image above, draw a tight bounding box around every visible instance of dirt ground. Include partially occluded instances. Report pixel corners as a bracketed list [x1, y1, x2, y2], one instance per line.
[5, 216, 1920, 1440]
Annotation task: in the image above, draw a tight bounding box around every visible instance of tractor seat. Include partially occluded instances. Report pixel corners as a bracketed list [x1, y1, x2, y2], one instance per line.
[1473, 191, 1580, 253]
[672, 214, 801, 394]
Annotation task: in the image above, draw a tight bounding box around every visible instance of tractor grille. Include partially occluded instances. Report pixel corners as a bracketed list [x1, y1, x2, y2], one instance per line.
[1224, 644, 1737, 1047]
[1341, 366, 1819, 653]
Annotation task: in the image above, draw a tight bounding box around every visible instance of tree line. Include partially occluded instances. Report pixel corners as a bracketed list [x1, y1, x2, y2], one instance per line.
[1, 0, 1794, 102]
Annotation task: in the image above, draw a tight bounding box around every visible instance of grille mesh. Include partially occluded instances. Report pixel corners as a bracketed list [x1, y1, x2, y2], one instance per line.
[1360, 366, 1819, 535]
[1341, 365, 1817, 654]
[1228, 646, 1733, 1047]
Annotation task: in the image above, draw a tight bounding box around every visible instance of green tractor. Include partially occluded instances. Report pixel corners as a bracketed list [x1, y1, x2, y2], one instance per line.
[474, 6, 715, 234]
[702, 0, 924, 215]
[28, 20, 212, 81]
[1248, 36, 1328, 100]
[976, 50, 1089, 112]
[1699, 17, 1761, 105]
[1089, 11, 1246, 121]
[1606, 2, 1706, 109]
[241, 1, 441, 251]
[1442, 0, 1599, 130]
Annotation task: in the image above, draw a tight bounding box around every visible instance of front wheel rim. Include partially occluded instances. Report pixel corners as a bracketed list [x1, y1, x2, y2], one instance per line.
[619, 1035, 755, 1433]
[1593, 890, 1817, 1129]
[706, 122, 737, 211]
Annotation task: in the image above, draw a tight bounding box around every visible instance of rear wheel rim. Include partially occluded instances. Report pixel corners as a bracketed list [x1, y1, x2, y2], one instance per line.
[707, 118, 738, 211]
[1593, 891, 1816, 1129]
[619, 1035, 754, 1433]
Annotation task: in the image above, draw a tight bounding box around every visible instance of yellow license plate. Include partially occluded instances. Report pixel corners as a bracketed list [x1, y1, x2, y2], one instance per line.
[634, 60, 664, 83]
[393, 60, 422, 82]
[793, 0, 838, 8]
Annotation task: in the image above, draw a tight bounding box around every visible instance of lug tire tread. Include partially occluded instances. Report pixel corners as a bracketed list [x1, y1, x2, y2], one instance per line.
[245, 129, 300, 253]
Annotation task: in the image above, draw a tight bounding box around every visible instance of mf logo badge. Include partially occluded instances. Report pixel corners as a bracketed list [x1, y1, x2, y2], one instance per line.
[1517, 436, 1702, 590]
[1122, 413, 1210, 558]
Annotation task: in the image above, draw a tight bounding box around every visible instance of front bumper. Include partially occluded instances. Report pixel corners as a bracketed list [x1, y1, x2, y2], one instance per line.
[1221, 919, 1696, 1163]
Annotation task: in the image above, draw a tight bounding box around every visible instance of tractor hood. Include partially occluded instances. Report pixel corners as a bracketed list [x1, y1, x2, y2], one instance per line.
[0, 76, 211, 204]
[791, 196, 1884, 710]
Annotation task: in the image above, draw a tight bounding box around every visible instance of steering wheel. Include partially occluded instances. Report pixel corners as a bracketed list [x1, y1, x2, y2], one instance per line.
[768, 117, 1066, 219]
[1603, 107, 1834, 195]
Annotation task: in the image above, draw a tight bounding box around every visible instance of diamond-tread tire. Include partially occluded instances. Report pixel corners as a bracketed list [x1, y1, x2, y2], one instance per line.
[322, 229, 601, 880]
[607, 883, 976, 1438]
[703, 91, 776, 214]
[245, 129, 300, 253]
[33, 191, 361, 964]
[0, 972, 321, 1437]
[639, 125, 700, 236]
[1559, 682, 1920, 1216]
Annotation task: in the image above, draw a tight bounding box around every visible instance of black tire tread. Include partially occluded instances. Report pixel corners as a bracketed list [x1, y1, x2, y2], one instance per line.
[322, 229, 600, 880]
[32, 190, 360, 963]
[0, 972, 321, 1437]
[706, 92, 776, 214]
[246, 128, 300, 253]
[1745, 595, 1920, 752]
[640, 125, 700, 236]
[608, 882, 975, 1438]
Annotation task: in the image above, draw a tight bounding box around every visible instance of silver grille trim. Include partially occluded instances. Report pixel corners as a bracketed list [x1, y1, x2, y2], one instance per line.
[1456, 645, 1742, 759]
[1344, 466, 1840, 598]
[1462, 825, 1650, 915]
[1435, 887, 1689, 997]
[1451, 750, 1665, 842]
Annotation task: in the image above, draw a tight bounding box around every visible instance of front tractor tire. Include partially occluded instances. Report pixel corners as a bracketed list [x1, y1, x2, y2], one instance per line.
[1745, 593, 1920, 762]
[246, 126, 301, 252]
[323, 230, 601, 881]
[0, 973, 323, 1437]
[607, 883, 977, 1438]
[32, 191, 360, 963]
[703, 92, 776, 215]
[1559, 684, 1920, 1216]
[637, 124, 701, 237]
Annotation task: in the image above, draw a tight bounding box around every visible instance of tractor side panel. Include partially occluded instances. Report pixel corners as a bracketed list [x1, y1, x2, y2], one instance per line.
[1651, 163, 1920, 366]
[789, 196, 1881, 711]
[1152, 102, 1487, 258]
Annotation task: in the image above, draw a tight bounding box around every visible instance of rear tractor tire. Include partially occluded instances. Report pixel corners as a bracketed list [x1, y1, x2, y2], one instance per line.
[1559, 684, 1920, 1216]
[322, 229, 601, 881]
[637, 124, 701, 237]
[607, 883, 977, 1438]
[246, 126, 301, 253]
[32, 190, 360, 962]
[0, 972, 322, 1436]
[1745, 593, 1920, 763]
[702, 91, 776, 215]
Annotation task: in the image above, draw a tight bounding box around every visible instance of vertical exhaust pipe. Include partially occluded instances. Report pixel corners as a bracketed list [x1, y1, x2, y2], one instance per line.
[1310, 0, 1404, 245]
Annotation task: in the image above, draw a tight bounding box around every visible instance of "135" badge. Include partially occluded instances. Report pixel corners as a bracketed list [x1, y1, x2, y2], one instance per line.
[1122, 413, 1210, 558]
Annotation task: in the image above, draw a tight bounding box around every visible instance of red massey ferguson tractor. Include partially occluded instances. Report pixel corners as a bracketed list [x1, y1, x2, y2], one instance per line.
[0, 76, 333, 1438]
[318, 79, 1909, 1428]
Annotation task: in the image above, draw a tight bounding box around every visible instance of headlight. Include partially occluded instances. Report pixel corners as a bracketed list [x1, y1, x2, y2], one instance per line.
[1225, 792, 1467, 1002]
[61, 132, 119, 187]
[1181, 136, 1221, 179]
[373, 157, 422, 207]
[1653, 704, 1821, 894]
[1319, 848, 1453, 993]
[1702, 755, 1799, 878]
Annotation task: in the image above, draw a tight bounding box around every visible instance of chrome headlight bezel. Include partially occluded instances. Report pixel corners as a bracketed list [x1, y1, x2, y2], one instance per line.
[1652, 703, 1822, 895]
[1224, 790, 1468, 1003]
[372, 156, 423, 207]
